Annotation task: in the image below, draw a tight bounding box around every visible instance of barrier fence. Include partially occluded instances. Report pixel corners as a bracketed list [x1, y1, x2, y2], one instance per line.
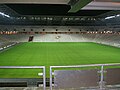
[0, 64, 120, 90]
[50, 63, 120, 90]
[0, 66, 46, 90]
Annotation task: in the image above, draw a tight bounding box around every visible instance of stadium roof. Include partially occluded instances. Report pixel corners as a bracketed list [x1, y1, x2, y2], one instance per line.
[5, 4, 111, 16]
[0, 0, 120, 26]
[0, 0, 120, 16]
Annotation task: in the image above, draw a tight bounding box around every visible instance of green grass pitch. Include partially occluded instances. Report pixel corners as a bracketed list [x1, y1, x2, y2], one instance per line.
[0, 42, 120, 78]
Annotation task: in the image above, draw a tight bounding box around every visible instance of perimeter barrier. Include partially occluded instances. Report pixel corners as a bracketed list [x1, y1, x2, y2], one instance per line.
[50, 63, 120, 90]
[0, 66, 46, 90]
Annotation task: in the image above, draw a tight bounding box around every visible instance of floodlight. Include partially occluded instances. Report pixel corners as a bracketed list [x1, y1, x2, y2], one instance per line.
[105, 16, 115, 20]
[0, 12, 10, 18]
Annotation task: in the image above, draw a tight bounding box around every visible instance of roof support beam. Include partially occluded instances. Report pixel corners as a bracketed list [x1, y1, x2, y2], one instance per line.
[68, 0, 93, 13]
[0, 0, 69, 4]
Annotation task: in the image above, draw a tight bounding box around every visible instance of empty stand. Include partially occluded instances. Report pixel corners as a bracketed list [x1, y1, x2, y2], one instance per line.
[0, 32, 120, 48]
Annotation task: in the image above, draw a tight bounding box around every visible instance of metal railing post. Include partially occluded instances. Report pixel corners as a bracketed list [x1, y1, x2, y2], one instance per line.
[50, 66, 52, 90]
[100, 65, 104, 90]
[43, 66, 46, 90]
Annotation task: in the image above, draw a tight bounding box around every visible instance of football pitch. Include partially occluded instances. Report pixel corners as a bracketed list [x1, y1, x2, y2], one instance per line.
[0, 42, 120, 78]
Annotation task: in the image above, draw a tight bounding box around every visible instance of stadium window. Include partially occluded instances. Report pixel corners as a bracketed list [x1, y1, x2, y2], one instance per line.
[56, 29, 58, 31]
[23, 29, 25, 31]
[14, 29, 16, 31]
[43, 29, 45, 31]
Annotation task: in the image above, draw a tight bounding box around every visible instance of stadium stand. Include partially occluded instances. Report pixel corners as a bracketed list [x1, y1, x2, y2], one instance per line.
[0, 36, 17, 51]
[0, 32, 120, 48]
[0, 34, 29, 42]
[34, 34, 87, 42]
[32, 33, 120, 47]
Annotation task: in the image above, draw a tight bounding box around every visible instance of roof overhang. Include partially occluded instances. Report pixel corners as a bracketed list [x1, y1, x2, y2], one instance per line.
[0, 0, 70, 4]
[82, 0, 120, 10]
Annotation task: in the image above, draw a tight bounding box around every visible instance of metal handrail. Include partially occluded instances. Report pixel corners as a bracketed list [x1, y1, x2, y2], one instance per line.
[0, 66, 46, 90]
[50, 63, 120, 90]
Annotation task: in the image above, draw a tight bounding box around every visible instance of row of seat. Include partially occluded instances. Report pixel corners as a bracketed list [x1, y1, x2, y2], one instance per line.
[0, 36, 17, 51]
[0, 33, 120, 47]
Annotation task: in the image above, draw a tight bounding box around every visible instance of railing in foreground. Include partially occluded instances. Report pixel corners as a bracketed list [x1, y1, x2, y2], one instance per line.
[0, 66, 46, 90]
[50, 63, 120, 90]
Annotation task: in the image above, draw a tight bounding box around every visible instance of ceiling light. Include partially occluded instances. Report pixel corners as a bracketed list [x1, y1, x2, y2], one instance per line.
[116, 14, 120, 17]
[0, 12, 10, 18]
[105, 16, 115, 20]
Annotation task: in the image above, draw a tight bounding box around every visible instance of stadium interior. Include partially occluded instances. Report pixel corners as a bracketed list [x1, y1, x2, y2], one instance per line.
[0, 0, 120, 90]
